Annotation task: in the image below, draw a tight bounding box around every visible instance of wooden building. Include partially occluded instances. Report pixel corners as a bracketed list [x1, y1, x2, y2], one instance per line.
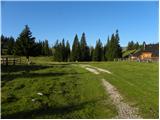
[130, 43, 159, 61]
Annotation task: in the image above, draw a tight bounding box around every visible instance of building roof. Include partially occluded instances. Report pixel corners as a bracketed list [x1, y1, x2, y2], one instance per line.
[132, 43, 159, 57]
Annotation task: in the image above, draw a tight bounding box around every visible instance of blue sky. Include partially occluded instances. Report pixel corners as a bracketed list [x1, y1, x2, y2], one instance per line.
[1, 1, 159, 47]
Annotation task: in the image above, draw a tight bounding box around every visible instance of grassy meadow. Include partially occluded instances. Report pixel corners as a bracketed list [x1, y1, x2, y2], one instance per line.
[1, 57, 159, 118]
[1, 57, 117, 118]
[89, 61, 159, 118]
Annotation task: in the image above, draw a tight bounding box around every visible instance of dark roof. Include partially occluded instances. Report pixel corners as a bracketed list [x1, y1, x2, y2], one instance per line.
[144, 43, 159, 57]
[132, 43, 159, 57]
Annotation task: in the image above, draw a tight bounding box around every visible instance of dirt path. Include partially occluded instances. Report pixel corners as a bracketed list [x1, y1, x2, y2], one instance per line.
[80, 64, 142, 119]
[85, 67, 100, 74]
[102, 79, 141, 119]
[80, 64, 112, 74]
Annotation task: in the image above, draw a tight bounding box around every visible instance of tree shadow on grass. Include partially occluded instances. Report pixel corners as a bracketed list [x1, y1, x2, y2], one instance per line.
[1, 72, 82, 87]
[1, 64, 52, 73]
[2, 99, 99, 119]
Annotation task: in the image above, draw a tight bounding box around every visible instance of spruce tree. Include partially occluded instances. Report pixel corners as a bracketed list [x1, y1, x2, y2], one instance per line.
[115, 30, 122, 58]
[104, 36, 110, 61]
[44, 40, 49, 56]
[80, 32, 90, 61]
[7, 37, 15, 55]
[127, 41, 134, 50]
[66, 40, 70, 61]
[107, 30, 122, 61]
[61, 39, 66, 61]
[93, 39, 103, 61]
[71, 34, 81, 61]
[90, 46, 94, 61]
[15, 25, 36, 63]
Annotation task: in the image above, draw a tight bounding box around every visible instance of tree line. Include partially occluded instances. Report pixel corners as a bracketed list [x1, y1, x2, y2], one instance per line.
[53, 30, 122, 61]
[1, 25, 52, 61]
[1, 25, 124, 62]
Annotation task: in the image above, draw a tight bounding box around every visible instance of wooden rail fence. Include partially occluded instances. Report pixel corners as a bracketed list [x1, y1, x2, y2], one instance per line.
[1, 57, 22, 66]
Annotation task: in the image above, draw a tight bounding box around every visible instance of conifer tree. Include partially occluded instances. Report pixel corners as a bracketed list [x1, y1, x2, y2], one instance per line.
[71, 34, 81, 61]
[6, 37, 15, 55]
[66, 40, 70, 61]
[80, 32, 90, 61]
[104, 36, 110, 61]
[93, 39, 103, 61]
[115, 30, 122, 58]
[15, 25, 36, 63]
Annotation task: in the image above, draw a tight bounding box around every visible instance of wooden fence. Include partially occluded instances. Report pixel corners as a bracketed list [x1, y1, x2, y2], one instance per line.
[114, 57, 159, 62]
[1, 56, 22, 66]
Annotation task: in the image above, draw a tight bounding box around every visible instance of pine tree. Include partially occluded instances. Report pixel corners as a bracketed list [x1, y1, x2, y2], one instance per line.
[107, 34, 115, 61]
[66, 40, 70, 61]
[71, 34, 81, 61]
[53, 40, 62, 61]
[104, 36, 110, 61]
[107, 30, 122, 61]
[134, 42, 139, 49]
[93, 39, 103, 61]
[7, 37, 15, 55]
[61, 39, 66, 61]
[15, 25, 36, 63]
[80, 32, 90, 61]
[44, 40, 50, 56]
[115, 30, 122, 58]
[127, 41, 134, 50]
[90, 46, 94, 61]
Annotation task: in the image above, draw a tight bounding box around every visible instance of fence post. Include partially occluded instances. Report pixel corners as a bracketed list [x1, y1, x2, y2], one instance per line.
[20, 57, 21, 64]
[6, 57, 8, 66]
[13, 58, 16, 65]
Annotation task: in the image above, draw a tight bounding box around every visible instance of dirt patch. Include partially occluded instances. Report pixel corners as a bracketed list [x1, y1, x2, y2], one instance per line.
[80, 64, 112, 74]
[85, 67, 100, 74]
[101, 79, 142, 119]
[93, 67, 112, 74]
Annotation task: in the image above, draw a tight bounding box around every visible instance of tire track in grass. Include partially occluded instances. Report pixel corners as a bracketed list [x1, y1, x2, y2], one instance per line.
[79, 64, 142, 119]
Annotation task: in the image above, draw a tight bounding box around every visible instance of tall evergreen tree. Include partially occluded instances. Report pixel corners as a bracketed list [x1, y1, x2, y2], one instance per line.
[104, 36, 110, 61]
[44, 40, 50, 56]
[80, 32, 90, 61]
[115, 30, 122, 58]
[127, 41, 134, 50]
[93, 39, 103, 61]
[66, 40, 70, 61]
[107, 34, 115, 61]
[134, 42, 140, 49]
[53, 40, 62, 61]
[15, 25, 36, 63]
[71, 34, 81, 61]
[7, 37, 15, 55]
[107, 30, 122, 61]
[61, 39, 66, 61]
[90, 46, 94, 61]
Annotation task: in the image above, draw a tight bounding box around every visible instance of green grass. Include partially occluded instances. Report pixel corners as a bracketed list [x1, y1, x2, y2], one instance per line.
[2, 57, 158, 118]
[88, 61, 159, 118]
[1, 57, 117, 118]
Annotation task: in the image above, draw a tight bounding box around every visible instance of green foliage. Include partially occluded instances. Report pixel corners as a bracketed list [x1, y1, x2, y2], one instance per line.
[105, 30, 122, 61]
[15, 25, 36, 60]
[71, 34, 81, 61]
[2, 28, 124, 62]
[93, 39, 103, 61]
[1, 35, 16, 55]
[80, 33, 90, 61]
[53, 39, 71, 62]
[127, 41, 140, 50]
